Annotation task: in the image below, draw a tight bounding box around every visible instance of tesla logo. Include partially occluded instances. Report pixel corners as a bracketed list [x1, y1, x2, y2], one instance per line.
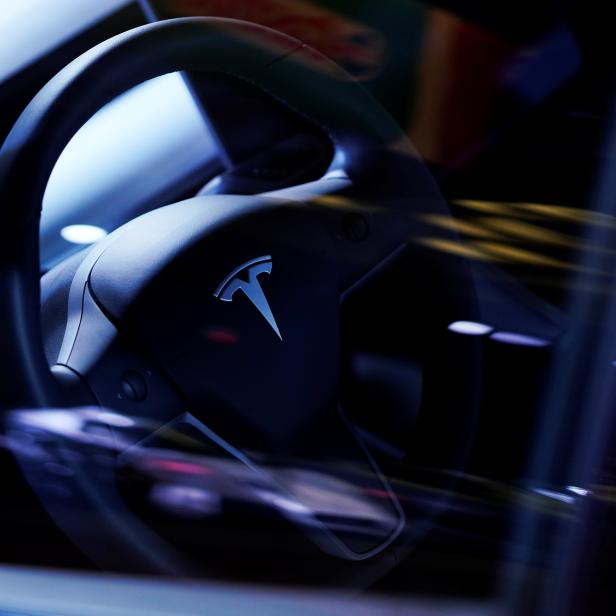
[214, 255, 282, 340]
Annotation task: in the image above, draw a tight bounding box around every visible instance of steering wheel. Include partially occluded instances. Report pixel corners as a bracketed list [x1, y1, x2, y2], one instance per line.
[0, 18, 480, 582]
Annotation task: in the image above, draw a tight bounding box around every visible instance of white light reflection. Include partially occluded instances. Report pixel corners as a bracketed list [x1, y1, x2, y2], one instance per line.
[532, 488, 575, 504]
[448, 320, 494, 335]
[490, 332, 550, 347]
[150, 484, 222, 518]
[0, 0, 130, 82]
[256, 490, 311, 516]
[567, 485, 590, 497]
[11, 408, 135, 450]
[96, 411, 135, 428]
[41, 72, 216, 268]
[60, 224, 108, 245]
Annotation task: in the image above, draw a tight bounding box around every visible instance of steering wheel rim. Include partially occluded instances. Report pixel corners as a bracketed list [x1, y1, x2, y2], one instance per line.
[1, 17, 480, 580]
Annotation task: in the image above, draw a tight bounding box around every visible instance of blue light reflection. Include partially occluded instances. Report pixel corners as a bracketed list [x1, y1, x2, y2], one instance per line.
[41, 73, 216, 268]
[0, 0, 130, 82]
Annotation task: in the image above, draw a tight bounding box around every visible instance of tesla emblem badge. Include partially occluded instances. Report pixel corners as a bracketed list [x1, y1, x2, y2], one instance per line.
[214, 255, 282, 340]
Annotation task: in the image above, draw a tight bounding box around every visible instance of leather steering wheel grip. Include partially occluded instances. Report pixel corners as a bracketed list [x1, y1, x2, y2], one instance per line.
[0, 17, 430, 411]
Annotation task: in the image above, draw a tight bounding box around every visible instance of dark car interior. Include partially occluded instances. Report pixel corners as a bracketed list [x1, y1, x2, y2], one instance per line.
[2, 2, 616, 614]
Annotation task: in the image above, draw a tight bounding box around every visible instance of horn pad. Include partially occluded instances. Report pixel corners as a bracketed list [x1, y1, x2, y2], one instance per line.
[64, 195, 346, 450]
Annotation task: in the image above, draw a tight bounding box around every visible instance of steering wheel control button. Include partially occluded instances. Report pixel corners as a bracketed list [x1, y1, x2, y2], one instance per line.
[121, 370, 148, 402]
